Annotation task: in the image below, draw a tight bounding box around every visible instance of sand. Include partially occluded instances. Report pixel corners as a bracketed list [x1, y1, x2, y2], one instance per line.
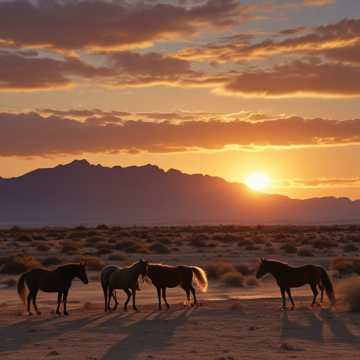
[0, 279, 359, 360]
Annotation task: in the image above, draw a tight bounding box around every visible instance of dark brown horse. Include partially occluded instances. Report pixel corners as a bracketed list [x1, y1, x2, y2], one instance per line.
[147, 264, 208, 310]
[17, 263, 88, 315]
[256, 258, 335, 309]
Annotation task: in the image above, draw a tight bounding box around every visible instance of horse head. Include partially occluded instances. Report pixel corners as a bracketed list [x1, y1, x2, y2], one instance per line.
[256, 258, 268, 279]
[77, 262, 89, 284]
[138, 259, 149, 280]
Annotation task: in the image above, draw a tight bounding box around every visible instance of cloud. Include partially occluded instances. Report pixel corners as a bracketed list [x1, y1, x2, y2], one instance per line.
[176, 18, 360, 62]
[0, 50, 113, 90]
[223, 60, 360, 97]
[0, 0, 243, 51]
[275, 177, 360, 188]
[1, 111, 360, 156]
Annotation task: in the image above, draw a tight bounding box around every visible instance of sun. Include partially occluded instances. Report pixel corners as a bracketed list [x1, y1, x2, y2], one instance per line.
[245, 172, 270, 192]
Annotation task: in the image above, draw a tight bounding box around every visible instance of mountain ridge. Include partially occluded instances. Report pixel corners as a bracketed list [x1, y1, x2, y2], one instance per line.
[0, 160, 359, 226]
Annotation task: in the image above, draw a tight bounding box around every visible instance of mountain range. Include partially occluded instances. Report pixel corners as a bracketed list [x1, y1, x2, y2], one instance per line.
[0, 160, 359, 226]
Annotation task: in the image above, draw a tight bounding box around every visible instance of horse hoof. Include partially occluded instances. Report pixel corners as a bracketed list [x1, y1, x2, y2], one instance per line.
[36, 311, 41, 315]
[28, 312, 33, 316]
[64, 312, 69, 316]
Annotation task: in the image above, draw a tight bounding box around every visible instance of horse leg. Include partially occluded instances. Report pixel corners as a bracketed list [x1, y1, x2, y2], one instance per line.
[123, 289, 131, 312]
[103, 284, 108, 312]
[190, 285, 197, 306]
[63, 289, 69, 315]
[107, 287, 113, 312]
[32, 289, 41, 315]
[280, 288, 287, 310]
[319, 284, 324, 304]
[161, 288, 170, 309]
[112, 290, 119, 311]
[310, 283, 318, 307]
[56, 292, 62, 315]
[132, 289, 138, 311]
[27, 291, 33, 316]
[184, 288, 191, 306]
[286, 288, 295, 310]
[156, 287, 162, 310]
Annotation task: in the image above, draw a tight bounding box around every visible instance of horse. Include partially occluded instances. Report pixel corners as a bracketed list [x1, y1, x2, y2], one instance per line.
[256, 258, 335, 310]
[105, 259, 148, 312]
[17, 263, 88, 316]
[100, 265, 141, 312]
[147, 264, 208, 310]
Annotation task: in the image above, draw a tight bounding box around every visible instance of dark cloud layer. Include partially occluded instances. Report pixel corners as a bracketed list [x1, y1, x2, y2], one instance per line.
[0, 0, 242, 51]
[1, 111, 360, 156]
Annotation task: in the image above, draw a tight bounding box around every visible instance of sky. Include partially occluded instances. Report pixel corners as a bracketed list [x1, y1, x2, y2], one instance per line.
[0, 0, 360, 199]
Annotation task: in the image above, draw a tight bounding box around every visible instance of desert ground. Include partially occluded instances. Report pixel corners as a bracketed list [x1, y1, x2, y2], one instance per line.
[1, 225, 360, 359]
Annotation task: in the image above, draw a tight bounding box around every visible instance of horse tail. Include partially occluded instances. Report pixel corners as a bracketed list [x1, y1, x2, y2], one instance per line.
[191, 266, 208, 293]
[319, 267, 335, 306]
[17, 273, 27, 306]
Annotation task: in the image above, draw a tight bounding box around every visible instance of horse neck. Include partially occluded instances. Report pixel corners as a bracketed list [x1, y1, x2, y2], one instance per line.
[57, 266, 78, 281]
[128, 263, 143, 279]
[267, 261, 288, 279]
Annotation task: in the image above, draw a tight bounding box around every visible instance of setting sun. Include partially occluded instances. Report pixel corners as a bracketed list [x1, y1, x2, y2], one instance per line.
[245, 172, 270, 192]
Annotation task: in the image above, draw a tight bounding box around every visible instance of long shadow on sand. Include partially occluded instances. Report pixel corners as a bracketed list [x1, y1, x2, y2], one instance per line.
[101, 307, 194, 360]
[318, 308, 360, 346]
[0, 313, 105, 353]
[281, 308, 324, 342]
[281, 307, 360, 347]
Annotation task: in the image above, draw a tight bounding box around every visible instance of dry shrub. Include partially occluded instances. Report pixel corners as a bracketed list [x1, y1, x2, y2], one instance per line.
[235, 263, 253, 276]
[221, 271, 244, 287]
[78, 255, 105, 270]
[340, 277, 360, 312]
[331, 258, 360, 276]
[115, 239, 149, 254]
[297, 247, 314, 257]
[15, 234, 33, 242]
[36, 243, 50, 252]
[280, 243, 298, 254]
[245, 276, 259, 287]
[108, 253, 125, 261]
[149, 242, 170, 254]
[343, 243, 358, 252]
[188, 234, 209, 247]
[0, 255, 41, 274]
[61, 241, 80, 254]
[42, 256, 63, 267]
[206, 261, 235, 280]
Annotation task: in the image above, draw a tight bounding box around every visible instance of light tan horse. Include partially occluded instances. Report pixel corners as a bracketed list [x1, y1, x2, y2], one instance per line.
[106, 259, 148, 312]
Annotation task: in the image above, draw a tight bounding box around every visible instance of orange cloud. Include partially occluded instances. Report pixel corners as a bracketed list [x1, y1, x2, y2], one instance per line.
[1, 111, 360, 156]
[0, 0, 243, 51]
[223, 60, 360, 97]
[0, 50, 113, 90]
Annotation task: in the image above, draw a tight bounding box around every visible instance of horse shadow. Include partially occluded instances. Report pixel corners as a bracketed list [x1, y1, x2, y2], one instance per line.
[318, 308, 360, 346]
[101, 307, 194, 360]
[0, 312, 104, 353]
[281, 308, 324, 342]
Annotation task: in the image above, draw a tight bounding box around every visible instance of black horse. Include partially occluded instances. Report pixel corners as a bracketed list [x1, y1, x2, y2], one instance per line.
[256, 258, 335, 310]
[147, 264, 208, 310]
[17, 263, 88, 315]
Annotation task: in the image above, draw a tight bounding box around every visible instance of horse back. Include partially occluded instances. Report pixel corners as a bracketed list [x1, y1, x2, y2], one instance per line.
[25, 268, 68, 292]
[279, 264, 320, 288]
[148, 265, 192, 288]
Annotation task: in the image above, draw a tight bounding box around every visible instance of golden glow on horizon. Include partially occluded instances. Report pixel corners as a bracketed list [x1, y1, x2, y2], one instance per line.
[245, 172, 270, 192]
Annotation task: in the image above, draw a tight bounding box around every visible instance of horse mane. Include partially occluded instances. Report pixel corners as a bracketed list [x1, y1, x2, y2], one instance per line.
[149, 263, 175, 269]
[55, 263, 81, 271]
[264, 259, 289, 266]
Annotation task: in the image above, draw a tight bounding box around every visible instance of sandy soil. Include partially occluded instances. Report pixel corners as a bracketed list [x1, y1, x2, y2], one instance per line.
[0, 279, 359, 360]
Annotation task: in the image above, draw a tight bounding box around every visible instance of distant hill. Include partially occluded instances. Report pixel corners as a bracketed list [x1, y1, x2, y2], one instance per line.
[0, 160, 359, 226]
